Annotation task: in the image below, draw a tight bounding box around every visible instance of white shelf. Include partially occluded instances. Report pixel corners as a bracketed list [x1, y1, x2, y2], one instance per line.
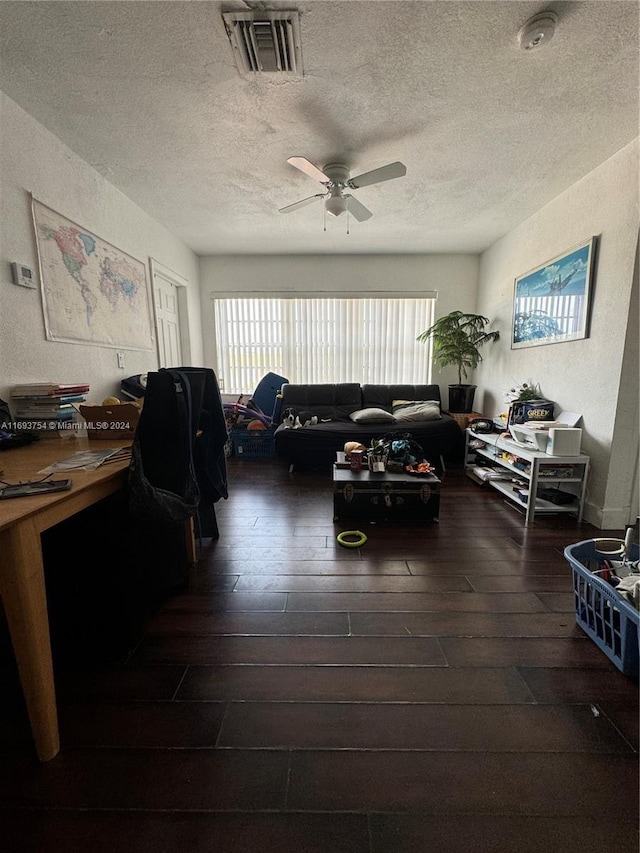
[468, 429, 588, 464]
[465, 428, 590, 525]
[472, 445, 583, 483]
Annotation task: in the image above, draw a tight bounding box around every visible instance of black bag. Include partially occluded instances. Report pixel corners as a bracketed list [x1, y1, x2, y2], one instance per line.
[128, 441, 199, 523]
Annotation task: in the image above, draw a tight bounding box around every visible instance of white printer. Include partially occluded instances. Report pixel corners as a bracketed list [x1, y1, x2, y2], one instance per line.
[509, 412, 582, 456]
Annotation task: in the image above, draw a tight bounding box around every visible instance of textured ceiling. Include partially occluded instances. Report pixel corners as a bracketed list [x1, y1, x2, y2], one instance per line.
[0, 1, 638, 255]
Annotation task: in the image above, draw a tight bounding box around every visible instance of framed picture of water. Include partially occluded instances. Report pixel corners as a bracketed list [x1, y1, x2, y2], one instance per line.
[511, 237, 598, 349]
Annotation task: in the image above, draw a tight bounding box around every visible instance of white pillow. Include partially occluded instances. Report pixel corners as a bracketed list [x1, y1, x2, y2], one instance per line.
[392, 400, 441, 422]
[349, 407, 396, 424]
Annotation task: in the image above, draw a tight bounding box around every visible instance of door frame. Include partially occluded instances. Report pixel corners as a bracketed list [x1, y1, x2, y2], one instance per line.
[149, 258, 192, 367]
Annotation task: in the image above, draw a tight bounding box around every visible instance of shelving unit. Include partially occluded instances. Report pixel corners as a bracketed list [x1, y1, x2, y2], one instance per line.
[465, 428, 589, 525]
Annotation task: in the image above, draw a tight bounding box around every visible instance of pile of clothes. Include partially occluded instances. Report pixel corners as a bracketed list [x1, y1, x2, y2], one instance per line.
[600, 559, 640, 610]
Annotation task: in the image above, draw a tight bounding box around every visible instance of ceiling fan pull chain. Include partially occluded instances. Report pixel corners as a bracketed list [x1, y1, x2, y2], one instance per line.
[323, 203, 327, 232]
[346, 205, 350, 236]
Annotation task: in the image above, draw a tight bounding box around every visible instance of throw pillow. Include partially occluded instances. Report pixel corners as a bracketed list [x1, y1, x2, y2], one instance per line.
[349, 407, 396, 424]
[392, 400, 441, 422]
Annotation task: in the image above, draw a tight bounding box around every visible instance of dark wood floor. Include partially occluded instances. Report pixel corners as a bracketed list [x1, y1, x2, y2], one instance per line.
[1, 458, 638, 852]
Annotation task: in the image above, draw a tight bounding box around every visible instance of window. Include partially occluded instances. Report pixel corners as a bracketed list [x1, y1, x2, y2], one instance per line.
[213, 296, 435, 394]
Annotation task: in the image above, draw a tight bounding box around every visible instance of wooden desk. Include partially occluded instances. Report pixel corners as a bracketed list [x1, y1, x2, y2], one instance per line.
[0, 437, 131, 761]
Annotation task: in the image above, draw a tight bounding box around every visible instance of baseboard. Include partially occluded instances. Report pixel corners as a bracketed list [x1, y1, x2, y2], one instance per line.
[583, 500, 629, 531]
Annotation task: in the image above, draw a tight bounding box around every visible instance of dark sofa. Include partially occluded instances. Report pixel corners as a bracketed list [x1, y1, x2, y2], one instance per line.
[274, 383, 464, 470]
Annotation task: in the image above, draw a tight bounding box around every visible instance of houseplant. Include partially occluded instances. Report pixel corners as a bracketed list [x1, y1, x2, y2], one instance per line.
[504, 381, 543, 403]
[416, 311, 500, 413]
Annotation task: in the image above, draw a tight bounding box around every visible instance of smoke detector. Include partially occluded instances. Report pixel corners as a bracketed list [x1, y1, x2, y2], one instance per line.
[518, 11, 558, 51]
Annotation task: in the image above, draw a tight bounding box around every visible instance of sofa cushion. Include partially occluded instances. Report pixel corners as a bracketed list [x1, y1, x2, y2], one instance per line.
[362, 384, 442, 409]
[392, 400, 441, 422]
[280, 383, 362, 421]
[350, 407, 397, 424]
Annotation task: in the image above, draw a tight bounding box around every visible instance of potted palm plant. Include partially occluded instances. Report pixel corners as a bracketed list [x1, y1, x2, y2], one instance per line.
[417, 311, 500, 413]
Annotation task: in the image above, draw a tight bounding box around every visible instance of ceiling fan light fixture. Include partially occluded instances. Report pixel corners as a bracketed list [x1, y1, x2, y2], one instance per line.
[325, 192, 347, 217]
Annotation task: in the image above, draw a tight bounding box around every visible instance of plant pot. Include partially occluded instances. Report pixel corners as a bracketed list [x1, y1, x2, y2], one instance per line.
[448, 384, 477, 413]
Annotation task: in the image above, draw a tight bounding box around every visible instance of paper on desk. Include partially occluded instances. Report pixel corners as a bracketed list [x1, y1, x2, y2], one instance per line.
[39, 447, 129, 473]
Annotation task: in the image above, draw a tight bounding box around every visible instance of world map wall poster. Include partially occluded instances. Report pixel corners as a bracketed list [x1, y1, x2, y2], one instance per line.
[32, 198, 155, 350]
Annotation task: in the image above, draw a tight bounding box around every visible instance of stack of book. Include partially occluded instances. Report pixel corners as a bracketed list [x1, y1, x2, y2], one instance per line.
[470, 465, 512, 483]
[11, 383, 90, 431]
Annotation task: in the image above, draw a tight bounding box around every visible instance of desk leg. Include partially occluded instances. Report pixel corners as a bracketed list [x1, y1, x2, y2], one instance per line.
[185, 517, 197, 564]
[0, 519, 60, 761]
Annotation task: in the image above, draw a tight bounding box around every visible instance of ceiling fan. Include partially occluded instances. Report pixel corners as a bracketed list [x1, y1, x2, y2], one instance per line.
[279, 157, 407, 222]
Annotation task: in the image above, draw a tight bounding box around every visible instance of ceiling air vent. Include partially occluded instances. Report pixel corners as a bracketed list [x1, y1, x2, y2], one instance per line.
[222, 11, 303, 75]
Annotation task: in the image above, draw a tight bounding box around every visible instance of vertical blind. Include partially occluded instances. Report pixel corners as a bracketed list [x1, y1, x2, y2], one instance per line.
[213, 297, 435, 394]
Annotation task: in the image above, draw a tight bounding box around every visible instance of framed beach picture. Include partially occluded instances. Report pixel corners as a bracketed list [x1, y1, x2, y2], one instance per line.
[511, 237, 598, 349]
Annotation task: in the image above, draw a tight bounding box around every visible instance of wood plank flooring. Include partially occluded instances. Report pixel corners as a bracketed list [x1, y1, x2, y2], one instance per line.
[0, 458, 638, 852]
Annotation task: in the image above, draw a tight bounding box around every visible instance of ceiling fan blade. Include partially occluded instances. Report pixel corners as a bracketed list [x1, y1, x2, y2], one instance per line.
[287, 157, 330, 184]
[348, 161, 407, 189]
[279, 194, 325, 214]
[344, 194, 373, 222]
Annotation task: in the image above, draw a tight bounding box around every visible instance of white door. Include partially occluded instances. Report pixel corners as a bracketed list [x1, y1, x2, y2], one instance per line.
[150, 260, 189, 368]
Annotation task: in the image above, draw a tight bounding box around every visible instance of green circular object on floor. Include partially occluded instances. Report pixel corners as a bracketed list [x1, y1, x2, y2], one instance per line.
[336, 530, 368, 548]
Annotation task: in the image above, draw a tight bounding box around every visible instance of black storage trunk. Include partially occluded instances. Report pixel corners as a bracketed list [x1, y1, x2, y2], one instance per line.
[333, 468, 441, 522]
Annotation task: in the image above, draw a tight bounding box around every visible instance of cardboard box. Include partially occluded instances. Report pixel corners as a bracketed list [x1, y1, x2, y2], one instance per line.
[79, 403, 140, 440]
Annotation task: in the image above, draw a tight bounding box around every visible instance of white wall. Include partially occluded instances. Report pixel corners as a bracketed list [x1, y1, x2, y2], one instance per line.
[0, 94, 202, 406]
[475, 141, 639, 528]
[199, 253, 480, 393]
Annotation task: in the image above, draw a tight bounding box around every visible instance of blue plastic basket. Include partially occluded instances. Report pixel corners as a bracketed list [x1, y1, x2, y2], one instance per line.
[564, 539, 639, 678]
[232, 427, 276, 459]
